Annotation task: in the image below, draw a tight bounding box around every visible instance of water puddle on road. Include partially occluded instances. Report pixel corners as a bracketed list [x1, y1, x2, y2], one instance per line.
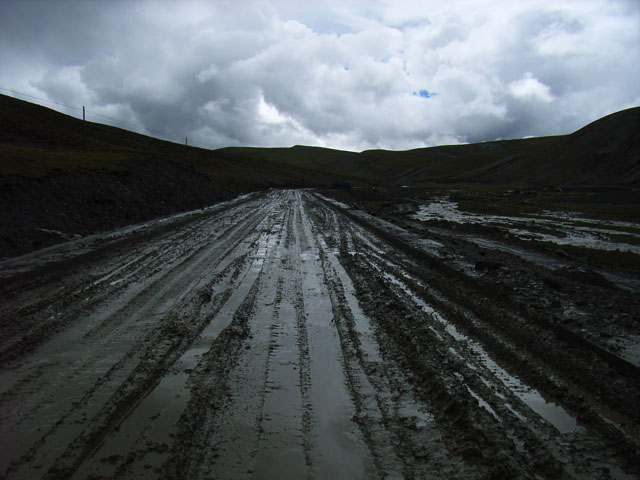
[478, 350, 577, 434]
[412, 197, 640, 255]
[467, 387, 500, 421]
[378, 268, 577, 434]
[300, 263, 373, 476]
[73, 229, 279, 479]
[321, 244, 381, 361]
[295, 201, 378, 478]
[253, 297, 307, 480]
[464, 235, 569, 270]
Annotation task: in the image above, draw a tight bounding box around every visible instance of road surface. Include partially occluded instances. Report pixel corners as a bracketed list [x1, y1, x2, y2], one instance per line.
[1, 190, 638, 479]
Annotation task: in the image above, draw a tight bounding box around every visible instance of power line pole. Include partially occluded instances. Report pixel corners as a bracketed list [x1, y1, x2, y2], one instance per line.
[83, 106, 85, 121]
[185, 136, 188, 147]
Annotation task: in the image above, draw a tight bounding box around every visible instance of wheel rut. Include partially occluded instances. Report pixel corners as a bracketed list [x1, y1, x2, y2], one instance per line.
[1, 190, 638, 479]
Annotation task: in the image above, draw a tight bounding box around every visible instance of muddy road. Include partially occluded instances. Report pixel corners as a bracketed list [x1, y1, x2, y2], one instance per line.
[1, 190, 639, 479]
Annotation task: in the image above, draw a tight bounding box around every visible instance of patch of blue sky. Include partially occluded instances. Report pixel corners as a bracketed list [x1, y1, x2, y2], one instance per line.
[413, 89, 435, 98]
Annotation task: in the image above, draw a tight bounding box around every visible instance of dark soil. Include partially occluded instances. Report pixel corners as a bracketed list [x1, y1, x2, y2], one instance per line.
[0, 160, 232, 258]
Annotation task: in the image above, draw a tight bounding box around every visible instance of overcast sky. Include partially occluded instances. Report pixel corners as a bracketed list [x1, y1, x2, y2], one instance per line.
[1, 0, 639, 151]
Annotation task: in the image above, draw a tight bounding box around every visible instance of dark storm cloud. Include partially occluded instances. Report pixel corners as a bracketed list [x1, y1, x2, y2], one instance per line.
[1, 0, 639, 150]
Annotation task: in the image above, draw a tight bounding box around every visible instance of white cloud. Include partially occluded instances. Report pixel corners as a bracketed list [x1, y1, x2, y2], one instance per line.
[509, 73, 555, 103]
[0, 0, 638, 150]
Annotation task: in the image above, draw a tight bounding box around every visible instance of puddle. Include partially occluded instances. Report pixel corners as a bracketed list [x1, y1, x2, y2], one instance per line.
[322, 250, 382, 361]
[464, 235, 569, 270]
[298, 209, 374, 479]
[253, 298, 307, 480]
[467, 387, 500, 421]
[423, 213, 640, 292]
[412, 197, 640, 255]
[376, 267, 578, 434]
[477, 351, 576, 434]
[74, 228, 275, 478]
[598, 271, 640, 293]
[314, 194, 351, 210]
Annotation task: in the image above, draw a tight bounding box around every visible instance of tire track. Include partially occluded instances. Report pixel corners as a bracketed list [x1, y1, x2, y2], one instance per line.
[55, 201, 283, 480]
[160, 201, 286, 480]
[310, 192, 639, 478]
[71, 254, 251, 479]
[293, 193, 375, 479]
[3, 189, 638, 479]
[0, 194, 265, 364]
[0, 195, 277, 479]
[346, 220, 640, 477]
[303, 192, 474, 479]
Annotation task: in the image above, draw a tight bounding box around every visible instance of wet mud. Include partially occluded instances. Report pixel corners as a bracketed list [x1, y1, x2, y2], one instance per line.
[1, 190, 639, 479]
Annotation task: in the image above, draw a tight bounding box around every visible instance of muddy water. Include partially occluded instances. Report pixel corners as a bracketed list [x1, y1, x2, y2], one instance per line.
[413, 197, 640, 254]
[73, 253, 263, 478]
[364, 245, 578, 434]
[300, 238, 372, 479]
[252, 295, 307, 480]
[1, 196, 276, 478]
[1, 190, 638, 479]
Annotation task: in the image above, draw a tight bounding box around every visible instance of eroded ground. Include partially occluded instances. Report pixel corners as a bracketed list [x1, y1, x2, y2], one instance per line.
[1, 189, 639, 479]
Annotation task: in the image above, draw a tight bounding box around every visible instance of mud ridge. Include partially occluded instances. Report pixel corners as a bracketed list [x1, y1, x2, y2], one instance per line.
[161, 273, 262, 479]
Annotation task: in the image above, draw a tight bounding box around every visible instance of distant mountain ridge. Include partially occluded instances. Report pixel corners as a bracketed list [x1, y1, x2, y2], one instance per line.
[468, 107, 640, 186]
[215, 107, 640, 188]
[1, 93, 639, 188]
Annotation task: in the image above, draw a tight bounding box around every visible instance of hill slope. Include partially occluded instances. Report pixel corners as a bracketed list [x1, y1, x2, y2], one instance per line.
[219, 107, 640, 188]
[0, 94, 338, 189]
[2, 94, 639, 189]
[468, 107, 640, 186]
[347, 107, 640, 187]
[0, 94, 338, 257]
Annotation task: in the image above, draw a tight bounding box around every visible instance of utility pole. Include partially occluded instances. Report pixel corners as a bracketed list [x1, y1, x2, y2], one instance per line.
[83, 106, 85, 121]
[185, 136, 188, 147]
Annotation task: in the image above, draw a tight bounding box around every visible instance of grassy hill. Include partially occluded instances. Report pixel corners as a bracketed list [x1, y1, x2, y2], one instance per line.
[0, 94, 339, 191]
[1, 93, 639, 257]
[467, 107, 640, 186]
[337, 108, 640, 188]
